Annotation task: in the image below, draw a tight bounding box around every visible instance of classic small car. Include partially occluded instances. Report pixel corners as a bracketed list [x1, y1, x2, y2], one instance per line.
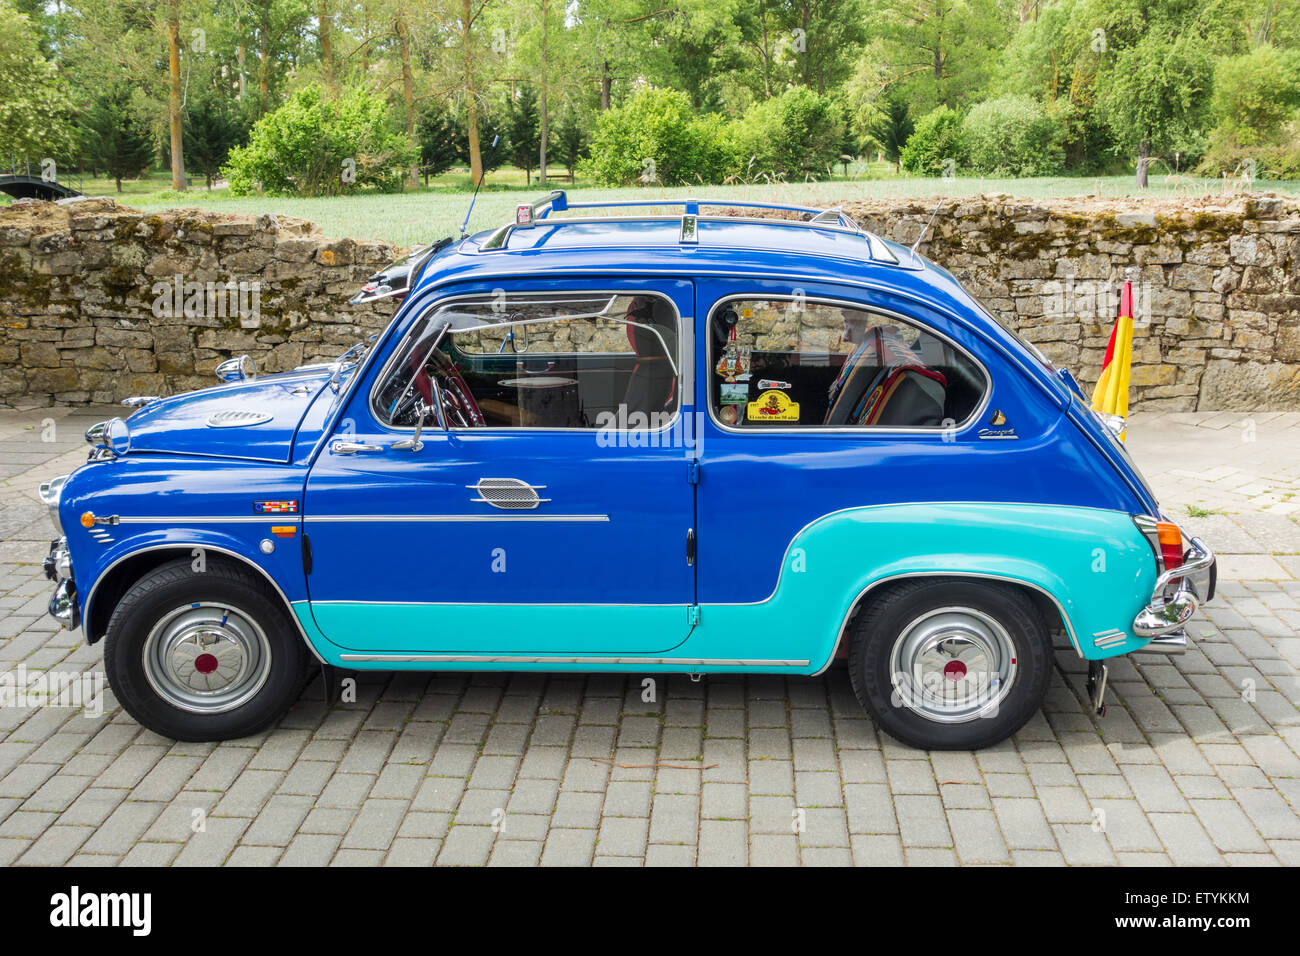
[39, 191, 1216, 749]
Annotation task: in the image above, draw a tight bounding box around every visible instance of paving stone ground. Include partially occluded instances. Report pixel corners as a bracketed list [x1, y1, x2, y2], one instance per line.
[1, 406, 1298, 867]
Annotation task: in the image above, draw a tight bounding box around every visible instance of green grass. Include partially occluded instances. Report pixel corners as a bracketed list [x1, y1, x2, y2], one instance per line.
[8, 163, 1299, 247]
[1185, 504, 1227, 518]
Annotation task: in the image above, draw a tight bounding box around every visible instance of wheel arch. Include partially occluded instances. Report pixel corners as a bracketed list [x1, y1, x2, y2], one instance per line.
[83, 544, 324, 663]
[815, 570, 1074, 676]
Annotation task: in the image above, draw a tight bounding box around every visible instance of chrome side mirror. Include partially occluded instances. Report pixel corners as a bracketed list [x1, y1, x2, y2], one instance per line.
[215, 354, 256, 383]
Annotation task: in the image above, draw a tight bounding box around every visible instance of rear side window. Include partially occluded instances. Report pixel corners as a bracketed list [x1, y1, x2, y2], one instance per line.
[708, 298, 986, 429]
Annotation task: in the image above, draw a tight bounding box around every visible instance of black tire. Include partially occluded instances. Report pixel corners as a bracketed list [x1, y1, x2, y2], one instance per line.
[847, 578, 1052, 751]
[103, 558, 311, 741]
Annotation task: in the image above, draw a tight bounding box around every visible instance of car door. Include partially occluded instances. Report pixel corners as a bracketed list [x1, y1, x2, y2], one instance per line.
[302, 280, 697, 656]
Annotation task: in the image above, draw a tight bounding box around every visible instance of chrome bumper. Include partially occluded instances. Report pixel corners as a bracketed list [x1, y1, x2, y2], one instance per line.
[1132, 536, 1216, 640]
[43, 537, 79, 631]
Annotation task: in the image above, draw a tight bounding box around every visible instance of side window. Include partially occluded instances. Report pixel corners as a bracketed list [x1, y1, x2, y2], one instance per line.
[373, 291, 680, 429]
[709, 298, 986, 429]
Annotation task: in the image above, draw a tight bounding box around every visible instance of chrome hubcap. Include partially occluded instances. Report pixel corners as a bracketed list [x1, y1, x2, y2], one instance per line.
[143, 604, 271, 714]
[889, 606, 1018, 724]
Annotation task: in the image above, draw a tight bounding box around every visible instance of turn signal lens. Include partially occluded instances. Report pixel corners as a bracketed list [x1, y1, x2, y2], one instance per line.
[80, 512, 95, 528]
[1156, 521, 1184, 573]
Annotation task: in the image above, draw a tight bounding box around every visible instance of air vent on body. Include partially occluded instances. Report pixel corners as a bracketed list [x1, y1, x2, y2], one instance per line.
[469, 478, 549, 510]
[206, 410, 274, 428]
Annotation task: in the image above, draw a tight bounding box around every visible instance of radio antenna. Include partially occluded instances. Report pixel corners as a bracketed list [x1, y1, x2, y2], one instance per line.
[460, 134, 500, 239]
[911, 198, 946, 254]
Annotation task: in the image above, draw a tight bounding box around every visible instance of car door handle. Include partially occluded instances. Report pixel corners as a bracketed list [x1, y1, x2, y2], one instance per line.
[331, 440, 384, 455]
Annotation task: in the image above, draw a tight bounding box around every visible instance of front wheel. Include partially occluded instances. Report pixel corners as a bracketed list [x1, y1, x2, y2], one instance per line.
[847, 578, 1053, 751]
[104, 558, 311, 741]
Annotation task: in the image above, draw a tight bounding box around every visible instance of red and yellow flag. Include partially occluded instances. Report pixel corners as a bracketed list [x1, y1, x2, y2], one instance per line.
[1091, 281, 1134, 440]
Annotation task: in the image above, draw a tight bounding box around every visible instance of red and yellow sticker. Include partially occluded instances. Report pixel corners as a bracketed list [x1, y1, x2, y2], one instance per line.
[747, 390, 800, 422]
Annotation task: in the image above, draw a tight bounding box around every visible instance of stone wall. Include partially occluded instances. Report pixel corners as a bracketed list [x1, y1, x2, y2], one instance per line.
[2, 193, 1299, 409]
[840, 193, 1300, 410]
[0, 198, 398, 405]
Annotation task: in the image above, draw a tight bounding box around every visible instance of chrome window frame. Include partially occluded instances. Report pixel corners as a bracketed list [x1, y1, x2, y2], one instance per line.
[703, 293, 992, 436]
[367, 288, 691, 435]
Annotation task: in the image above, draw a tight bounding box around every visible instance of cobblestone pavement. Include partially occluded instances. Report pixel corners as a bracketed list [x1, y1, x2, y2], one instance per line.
[1, 407, 1298, 867]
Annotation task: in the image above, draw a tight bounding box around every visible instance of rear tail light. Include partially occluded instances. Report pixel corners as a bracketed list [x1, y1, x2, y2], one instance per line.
[1156, 521, 1184, 576]
[1134, 515, 1185, 585]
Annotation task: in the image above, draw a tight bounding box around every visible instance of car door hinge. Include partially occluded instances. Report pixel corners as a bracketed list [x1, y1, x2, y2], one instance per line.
[302, 532, 313, 575]
[687, 460, 700, 485]
[688, 605, 700, 626]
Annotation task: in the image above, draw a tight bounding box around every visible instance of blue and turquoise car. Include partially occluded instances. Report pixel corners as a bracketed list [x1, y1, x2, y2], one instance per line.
[39, 192, 1216, 749]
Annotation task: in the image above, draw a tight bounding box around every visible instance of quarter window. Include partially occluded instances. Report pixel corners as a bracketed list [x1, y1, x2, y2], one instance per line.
[709, 298, 986, 429]
[374, 292, 680, 429]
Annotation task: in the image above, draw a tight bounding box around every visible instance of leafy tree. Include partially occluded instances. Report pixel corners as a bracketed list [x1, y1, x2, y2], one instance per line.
[184, 90, 248, 188]
[82, 84, 155, 191]
[962, 93, 1064, 176]
[417, 106, 465, 184]
[730, 87, 844, 179]
[580, 87, 732, 186]
[867, 94, 913, 170]
[866, 0, 1014, 114]
[223, 84, 418, 195]
[553, 106, 587, 171]
[506, 86, 542, 183]
[1209, 45, 1300, 146]
[0, 0, 75, 166]
[1100, 27, 1213, 186]
[899, 104, 965, 175]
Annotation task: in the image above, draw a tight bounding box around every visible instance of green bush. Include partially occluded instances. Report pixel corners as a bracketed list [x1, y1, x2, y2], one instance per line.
[580, 88, 732, 186]
[224, 85, 417, 197]
[961, 94, 1064, 176]
[899, 106, 966, 176]
[1209, 46, 1300, 147]
[730, 88, 845, 180]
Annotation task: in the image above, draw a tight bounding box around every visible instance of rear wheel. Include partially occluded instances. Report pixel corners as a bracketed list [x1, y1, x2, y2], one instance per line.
[104, 558, 310, 741]
[847, 578, 1052, 750]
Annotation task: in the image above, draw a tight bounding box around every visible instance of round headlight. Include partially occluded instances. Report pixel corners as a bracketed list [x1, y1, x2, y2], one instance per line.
[38, 474, 69, 534]
[105, 418, 131, 457]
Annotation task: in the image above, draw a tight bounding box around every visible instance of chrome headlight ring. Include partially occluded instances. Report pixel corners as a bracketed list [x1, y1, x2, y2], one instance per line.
[38, 474, 69, 535]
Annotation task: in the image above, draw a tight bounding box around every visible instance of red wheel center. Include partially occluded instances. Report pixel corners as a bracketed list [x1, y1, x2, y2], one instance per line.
[194, 653, 219, 675]
[943, 660, 967, 682]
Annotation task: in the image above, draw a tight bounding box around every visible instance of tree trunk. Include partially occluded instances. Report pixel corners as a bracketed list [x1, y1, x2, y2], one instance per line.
[167, 0, 186, 192]
[600, 60, 611, 110]
[539, 0, 548, 182]
[236, 45, 246, 99]
[319, 0, 335, 93]
[396, 12, 417, 189]
[1136, 135, 1150, 189]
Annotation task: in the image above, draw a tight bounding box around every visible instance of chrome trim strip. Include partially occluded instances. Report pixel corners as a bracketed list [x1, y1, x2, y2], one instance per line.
[306, 514, 609, 523]
[81, 543, 325, 663]
[338, 653, 808, 667]
[813, 568, 1084, 676]
[702, 293, 993, 437]
[115, 516, 302, 524]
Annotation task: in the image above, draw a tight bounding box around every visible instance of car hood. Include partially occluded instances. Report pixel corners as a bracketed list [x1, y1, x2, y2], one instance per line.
[122, 369, 337, 463]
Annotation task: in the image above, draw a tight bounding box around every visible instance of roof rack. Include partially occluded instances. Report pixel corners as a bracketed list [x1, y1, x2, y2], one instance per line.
[486, 189, 901, 264]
